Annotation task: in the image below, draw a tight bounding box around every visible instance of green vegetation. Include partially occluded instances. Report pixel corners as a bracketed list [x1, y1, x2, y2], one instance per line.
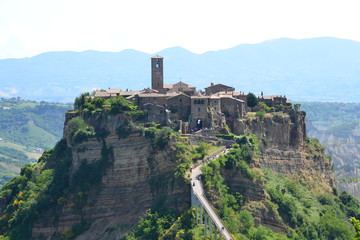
[125, 210, 175, 240]
[67, 117, 96, 145]
[173, 141, 212, 178]
[0, 140, 71, 239]
[0, 135, 115, 239]
[264, 169, 358, 239]
[143, 126, 177, 150]
[215, 134, 235, 140]
[74, 93, 144, 118]
[124, 208, 198, 240]
[201, 135, 292, 239]
[351, 217, 360, 240]
[326, 122, 358, 138]
[300, 102, 360, 132]
[247, 92, 258, 108]
[255, 109, 266, 120]
[305, 137, 332, 165]
[0, 98, 71, 149]
[259, 102, 274, 113]
[198, 133, 359, 240]
[0, 98, 71, 187]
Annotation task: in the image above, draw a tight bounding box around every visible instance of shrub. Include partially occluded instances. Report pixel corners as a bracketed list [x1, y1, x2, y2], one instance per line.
[66, 117, 95, 144]
[255, 110, 265, 120]
[144, 126, 175, 150]
[117, 122, 133, 139]
[216, 134, 235, 140]
[125, 110, 145, 121]
[108, 95, 137, 115]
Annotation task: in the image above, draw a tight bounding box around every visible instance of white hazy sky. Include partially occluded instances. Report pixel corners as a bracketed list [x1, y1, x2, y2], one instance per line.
[0, 0, 359, 59]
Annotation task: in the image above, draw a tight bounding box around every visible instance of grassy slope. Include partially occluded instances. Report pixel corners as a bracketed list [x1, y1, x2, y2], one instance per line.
[0, 98, 71, 186]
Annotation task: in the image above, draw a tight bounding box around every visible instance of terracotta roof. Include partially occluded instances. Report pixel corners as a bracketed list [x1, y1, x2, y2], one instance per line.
[138, 92, 179, 98]
[205, 83, 234, 90]
[142, 88, 159, 93]
[213, 91, 233, 96]
[173, 81, 195, 88]
[220, 96, 245, 103]
[94, 92, 110, 98]
[260, 95, 284, 100]
[167, 93, 190, 99]
[119, 91, 142, 96]
[152, 55, 163, 59]
[107, 89, 120, 94]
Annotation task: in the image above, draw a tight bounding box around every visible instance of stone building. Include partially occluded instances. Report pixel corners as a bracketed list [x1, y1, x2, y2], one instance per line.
[220, 96, 245, 118]
[167, 94, 191, 121]
[91, 55, 289, 132]
[258, 93, 287, 107]
[151, 55, 164, 91]
[205, 83, 235, 95]
[167, 81, 196, 96]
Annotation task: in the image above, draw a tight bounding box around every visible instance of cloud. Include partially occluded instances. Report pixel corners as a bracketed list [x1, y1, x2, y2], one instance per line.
[0, 88, 18, 97]
[8, 88, 18, 94]
[0, 91, 11, 97]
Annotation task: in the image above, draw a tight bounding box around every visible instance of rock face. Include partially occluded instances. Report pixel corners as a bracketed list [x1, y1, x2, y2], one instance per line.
[233, 111, 306, 151]
[221, 112, 334, 233]
[32, 111, 334, 238]
[32, 113, 189, 240]
[233, 111, 332, 184]
[308, 127, 360, 200]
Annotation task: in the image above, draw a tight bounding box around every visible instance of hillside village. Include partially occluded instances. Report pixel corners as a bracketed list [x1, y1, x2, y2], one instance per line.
[3, 56, 360, 240]
[92, 55, 289, 133]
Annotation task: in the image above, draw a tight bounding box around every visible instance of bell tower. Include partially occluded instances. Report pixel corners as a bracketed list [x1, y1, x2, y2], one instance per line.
[151, 55, 164, 90]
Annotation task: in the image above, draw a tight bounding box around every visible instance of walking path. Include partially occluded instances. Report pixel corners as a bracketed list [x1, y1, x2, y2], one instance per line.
[190, 147, 233, 240]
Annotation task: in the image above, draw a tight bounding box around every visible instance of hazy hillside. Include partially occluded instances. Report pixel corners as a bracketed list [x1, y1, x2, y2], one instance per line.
[1, 37, 360, 103]
[0, 98, 71, 186]
[301, 102, 360, 199]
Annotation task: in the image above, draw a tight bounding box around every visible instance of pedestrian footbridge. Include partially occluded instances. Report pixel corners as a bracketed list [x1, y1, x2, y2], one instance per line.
[190, 148, 233, 240]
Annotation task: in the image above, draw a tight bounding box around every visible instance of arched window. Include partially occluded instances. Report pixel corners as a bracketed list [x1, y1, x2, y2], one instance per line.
[156, 60, 160, 68]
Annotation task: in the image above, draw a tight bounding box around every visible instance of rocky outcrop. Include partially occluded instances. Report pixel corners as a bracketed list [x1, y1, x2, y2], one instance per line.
[32, 113, 189, 240]
[233, 111, 306, 151]
[32, 110, 334, 239]
[308, 126, 360, 200]
[337, 181, 360, 200]
[231, 112, 333, 185]
[220, 112, 334, 233]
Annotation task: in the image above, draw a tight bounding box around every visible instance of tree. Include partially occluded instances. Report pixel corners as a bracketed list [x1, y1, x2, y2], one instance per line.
[294, 103, 301, 111]
[351, 217, 360, 240]
[74, 92, 90, 110]
[247, 92, 258, 108]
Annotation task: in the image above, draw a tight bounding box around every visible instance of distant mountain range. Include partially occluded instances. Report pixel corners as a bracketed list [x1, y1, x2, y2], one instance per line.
[1, 37, 360, 103]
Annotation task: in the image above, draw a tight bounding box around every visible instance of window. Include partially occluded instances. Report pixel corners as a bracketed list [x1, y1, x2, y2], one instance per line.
[198, 107, 201, 112]
[156, 60, 160, 68]
[180, 99, 182, 102]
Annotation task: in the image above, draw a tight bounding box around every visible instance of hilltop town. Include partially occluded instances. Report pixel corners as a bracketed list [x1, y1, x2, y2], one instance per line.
[92, 55, 289, 132]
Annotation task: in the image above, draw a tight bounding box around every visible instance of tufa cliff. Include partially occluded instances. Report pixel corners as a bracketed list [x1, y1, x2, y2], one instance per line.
[0, 109, 343, 240]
